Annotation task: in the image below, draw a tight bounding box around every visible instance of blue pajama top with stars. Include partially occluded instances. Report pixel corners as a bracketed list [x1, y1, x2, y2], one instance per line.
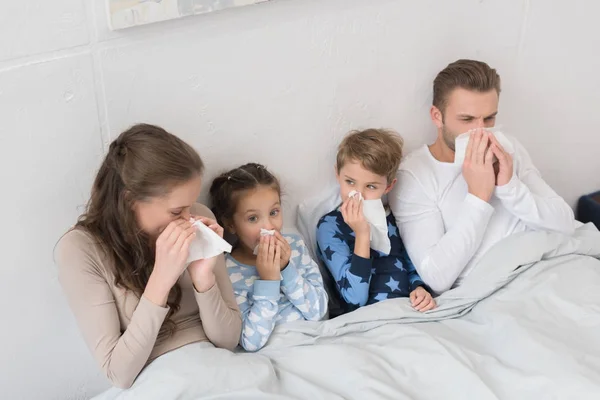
[316, 208, 425, 312]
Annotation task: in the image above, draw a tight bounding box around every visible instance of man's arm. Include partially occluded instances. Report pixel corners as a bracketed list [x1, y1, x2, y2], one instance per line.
[494, 139, 575, 234]
[390, 169, 494, 293]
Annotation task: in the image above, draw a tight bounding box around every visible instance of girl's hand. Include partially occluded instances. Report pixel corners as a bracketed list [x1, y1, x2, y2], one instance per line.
[256, 236, 281, 281]
[273, 231, 292, 270]
[410, 287, 436, 312]
[145, 219, 196, 306]
[187, 216, 225, 293]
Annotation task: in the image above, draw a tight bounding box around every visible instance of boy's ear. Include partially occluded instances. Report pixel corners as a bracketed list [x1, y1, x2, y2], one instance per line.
[384, 178, 398, 195]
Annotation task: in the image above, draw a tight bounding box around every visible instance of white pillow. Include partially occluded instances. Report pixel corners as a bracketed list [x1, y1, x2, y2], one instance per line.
[296, 185, 341, 261]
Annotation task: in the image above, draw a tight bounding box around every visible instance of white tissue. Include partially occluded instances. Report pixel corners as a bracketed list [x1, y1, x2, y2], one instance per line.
[253, 228, 276, 255]
[453, 128, 515, 165]
[186, 220, 233, 264]
[348, 190, 391, 255]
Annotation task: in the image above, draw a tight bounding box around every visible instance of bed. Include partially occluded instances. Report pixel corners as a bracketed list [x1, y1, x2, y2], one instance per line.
[93, 223, 600, 400]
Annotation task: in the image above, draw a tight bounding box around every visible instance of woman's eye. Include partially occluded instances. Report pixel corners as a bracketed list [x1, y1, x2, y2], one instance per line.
[171, 211, 182, 217]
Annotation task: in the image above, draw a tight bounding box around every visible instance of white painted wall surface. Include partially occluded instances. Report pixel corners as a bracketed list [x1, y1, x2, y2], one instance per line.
[0, 0, 598, 398]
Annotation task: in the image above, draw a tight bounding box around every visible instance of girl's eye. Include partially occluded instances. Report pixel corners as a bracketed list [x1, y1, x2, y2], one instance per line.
[248, 216, 258, 223]
[367, 185, 377, 190]
[270, 209, 280, 217]
[171, 211, 182, 217]
[345, 180, 354, 185]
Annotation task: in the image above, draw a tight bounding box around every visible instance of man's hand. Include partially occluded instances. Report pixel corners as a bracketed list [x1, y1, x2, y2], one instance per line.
[462, 129, 496, 202]
[490, 134, 514, 186]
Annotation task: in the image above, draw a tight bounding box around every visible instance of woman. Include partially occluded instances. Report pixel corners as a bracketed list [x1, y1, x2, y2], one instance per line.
[55, 124, 242, 389]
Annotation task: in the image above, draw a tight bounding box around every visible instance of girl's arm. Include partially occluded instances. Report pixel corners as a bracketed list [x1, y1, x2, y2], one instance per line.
[280, 235, 328, 320]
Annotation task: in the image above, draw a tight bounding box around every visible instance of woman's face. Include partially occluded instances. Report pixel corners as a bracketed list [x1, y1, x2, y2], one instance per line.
[133, 175, 202, 238]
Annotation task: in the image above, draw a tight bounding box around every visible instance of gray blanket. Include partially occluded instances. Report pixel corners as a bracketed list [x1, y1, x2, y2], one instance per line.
[96, 225, 600, 400]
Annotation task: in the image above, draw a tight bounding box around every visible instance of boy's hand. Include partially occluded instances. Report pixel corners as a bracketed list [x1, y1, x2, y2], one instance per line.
[410, 287, 436, 312]
[341, 195, 370, 237]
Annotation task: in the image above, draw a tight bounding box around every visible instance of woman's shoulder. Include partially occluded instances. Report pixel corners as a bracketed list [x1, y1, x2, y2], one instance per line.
[54, 228, 108, 275]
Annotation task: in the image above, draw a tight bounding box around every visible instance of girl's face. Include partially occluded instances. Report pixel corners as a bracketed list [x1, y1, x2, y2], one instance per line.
[230, 185, 283, 253]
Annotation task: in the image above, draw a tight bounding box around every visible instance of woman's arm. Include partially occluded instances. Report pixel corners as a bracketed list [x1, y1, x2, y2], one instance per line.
[193, 253, 243, 350]
[55, 230, 167, 389]
[190, 204, 242, 350]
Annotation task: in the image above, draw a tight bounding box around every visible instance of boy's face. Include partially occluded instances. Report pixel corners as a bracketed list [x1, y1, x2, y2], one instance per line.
[336, 160, 396, 201]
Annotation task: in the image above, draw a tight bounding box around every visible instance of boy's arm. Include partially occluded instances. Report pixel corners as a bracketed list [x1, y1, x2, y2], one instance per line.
[316, 215, 373, 307]
[280, 236, 328, 321]
[231, 271, 279, 352]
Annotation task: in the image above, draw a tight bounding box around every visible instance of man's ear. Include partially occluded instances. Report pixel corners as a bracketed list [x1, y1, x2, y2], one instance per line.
[430, 105, 444, 129]
[384, 178, 398, 195]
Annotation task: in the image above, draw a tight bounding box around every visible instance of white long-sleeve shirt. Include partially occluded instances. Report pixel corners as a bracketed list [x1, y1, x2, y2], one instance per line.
[389, 136, 576, 294]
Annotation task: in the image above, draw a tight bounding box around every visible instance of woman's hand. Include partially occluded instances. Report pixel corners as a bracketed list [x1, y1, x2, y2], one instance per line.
[187, 216, 224, 293]
[145, 219, 196, 306]
[410, 286, 436, 312]
[256, 236, 281, 281]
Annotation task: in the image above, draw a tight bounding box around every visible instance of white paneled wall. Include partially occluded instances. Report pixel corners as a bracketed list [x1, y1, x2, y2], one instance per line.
[0, 1, 599, 398]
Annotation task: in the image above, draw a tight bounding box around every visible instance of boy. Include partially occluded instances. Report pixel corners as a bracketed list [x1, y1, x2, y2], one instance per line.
[316, 129, 436, 314]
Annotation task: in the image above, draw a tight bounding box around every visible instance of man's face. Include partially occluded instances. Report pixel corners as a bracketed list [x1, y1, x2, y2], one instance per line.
[434, 88, 499, 152]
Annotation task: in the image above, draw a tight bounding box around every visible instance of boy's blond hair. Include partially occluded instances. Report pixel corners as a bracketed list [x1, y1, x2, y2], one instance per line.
[336, 129, 404, 184]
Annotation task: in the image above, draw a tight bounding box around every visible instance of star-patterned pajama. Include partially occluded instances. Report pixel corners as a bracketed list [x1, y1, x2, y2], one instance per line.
[316, 209, 425, 314]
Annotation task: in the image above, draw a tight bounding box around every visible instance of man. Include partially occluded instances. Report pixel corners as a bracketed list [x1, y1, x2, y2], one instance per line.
[389, 59, 576, 294]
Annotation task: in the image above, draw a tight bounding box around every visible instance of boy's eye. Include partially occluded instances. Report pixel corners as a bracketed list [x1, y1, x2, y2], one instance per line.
[248, 216, 258, 223]
[367, 185, 377, 190]
[345, 179, 354, 185]
[270, 209, 280, 217]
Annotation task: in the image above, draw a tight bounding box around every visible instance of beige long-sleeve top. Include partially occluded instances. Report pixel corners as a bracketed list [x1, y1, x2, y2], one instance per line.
[55, 204, 242, 389]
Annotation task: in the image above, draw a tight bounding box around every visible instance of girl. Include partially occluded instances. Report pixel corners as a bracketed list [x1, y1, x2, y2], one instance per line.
[54, 124, 241, 389]
[209, 163, 328, 352]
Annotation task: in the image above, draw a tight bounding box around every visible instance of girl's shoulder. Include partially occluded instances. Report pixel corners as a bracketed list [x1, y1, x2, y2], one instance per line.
[282, 232, 306, 249]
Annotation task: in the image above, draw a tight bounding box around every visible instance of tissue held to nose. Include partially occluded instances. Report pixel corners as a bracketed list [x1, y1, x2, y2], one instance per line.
[348, 190, 363, 201]
[453, 128, 514, 165]
[253, 228, 276, 255]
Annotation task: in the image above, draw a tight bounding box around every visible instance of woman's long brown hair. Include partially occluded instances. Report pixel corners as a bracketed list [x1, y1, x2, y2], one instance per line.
[76, 124, 204, 337]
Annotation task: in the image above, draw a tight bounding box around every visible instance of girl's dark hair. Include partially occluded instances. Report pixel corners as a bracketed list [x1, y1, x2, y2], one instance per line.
[209, 163, 281, 235]
[76, 123, 204, 337]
